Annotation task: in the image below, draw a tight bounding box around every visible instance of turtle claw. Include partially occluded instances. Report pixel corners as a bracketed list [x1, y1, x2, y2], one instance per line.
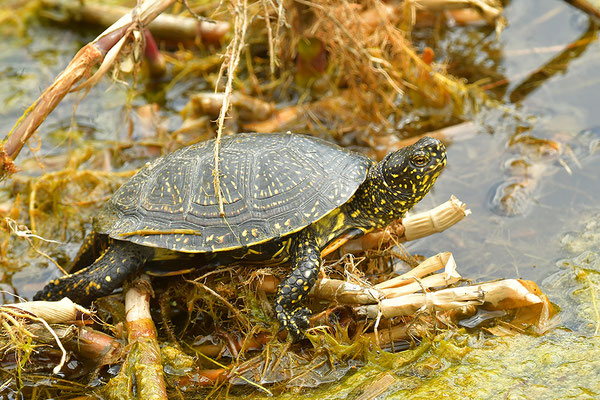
[276, 306, 311, 341]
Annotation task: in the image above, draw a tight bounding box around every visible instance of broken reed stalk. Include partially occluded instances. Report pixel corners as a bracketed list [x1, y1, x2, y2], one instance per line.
[1, 299, 122, 368]
[0, 305, 69, 374]
[26, 324, 123, 365]
[213, 0, 248, 217]
[414, 0, 504, 23]
[355, 279, 547, 320]
[3, 298, 90, 324]
[312, 252, 458, 304]
[403, 196, 470, 239]
[124, 274, 167, 400]
[40, 0, 230, 43]
[374, 252, 456, 291]
[0, 0, 177, 180]
[341, 196, 470, 253]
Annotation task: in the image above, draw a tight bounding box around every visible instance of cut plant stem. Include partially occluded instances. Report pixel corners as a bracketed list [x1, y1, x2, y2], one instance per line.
[3, 298, 90, 324]
[41, 0, 230, 43]
[341, 196, 470, 253]
[27, 324, 123, 365]
[403, 196, 471, 240]
[311, 278, 385, 304]
[356, 279, 548, 320]
[124, 274, 167, 400]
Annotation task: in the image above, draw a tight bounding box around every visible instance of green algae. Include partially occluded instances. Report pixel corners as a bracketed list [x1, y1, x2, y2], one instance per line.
[243, 332, 599, 400]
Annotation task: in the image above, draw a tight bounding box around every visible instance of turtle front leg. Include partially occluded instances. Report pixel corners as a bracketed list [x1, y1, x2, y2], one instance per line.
[275, 229, 320, 341]
[34, 240, 153, 305]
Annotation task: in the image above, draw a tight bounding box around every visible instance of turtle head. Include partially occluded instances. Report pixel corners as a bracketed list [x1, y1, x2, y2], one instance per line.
[379, 136, 446, 216]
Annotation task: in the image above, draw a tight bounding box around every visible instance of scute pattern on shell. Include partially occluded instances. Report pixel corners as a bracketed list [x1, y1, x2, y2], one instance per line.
[94, 133, 372, 253]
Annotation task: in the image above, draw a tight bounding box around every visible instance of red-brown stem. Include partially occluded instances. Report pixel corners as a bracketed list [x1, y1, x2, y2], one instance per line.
[144, 29, 167, 77]
[176, 369, 228, 387]
[74, 327, 123, 364]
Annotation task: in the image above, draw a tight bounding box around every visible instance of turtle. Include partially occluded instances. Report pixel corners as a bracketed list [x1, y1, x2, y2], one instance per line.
[34, 132, 446, 339]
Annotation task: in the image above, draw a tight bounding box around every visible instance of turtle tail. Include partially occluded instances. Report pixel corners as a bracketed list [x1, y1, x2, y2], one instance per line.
[33, 240, 154, 305]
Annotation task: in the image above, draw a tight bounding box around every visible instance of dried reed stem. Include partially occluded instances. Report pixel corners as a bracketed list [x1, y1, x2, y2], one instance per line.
[125, 274, 168, 400]
[213, 0, 248, 216]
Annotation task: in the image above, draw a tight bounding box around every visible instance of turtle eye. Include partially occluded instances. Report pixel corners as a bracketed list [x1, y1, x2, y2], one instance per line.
[411, 153, 430, 167]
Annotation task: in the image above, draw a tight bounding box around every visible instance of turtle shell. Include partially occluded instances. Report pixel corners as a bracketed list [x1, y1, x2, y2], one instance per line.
[94, 133, 372, 253]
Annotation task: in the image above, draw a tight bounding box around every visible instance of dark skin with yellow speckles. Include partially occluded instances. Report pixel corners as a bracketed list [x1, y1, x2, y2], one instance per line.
[34, 134, 446, 341]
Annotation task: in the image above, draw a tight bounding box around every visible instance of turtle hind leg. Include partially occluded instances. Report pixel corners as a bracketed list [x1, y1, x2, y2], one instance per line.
[275, 229, 320, 341]
[68, 231, 109, 273]
[33, 240, 154, 305]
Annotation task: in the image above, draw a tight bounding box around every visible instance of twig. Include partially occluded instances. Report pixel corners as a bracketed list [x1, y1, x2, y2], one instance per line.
[564, 0, 600, 19]
[213, 0, 249, 216]
[261, 0, 276, 76]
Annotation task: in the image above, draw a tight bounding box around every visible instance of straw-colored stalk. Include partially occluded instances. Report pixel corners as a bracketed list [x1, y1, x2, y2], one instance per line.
[312, 252, 458, 304]
[414, 0, 503, 23]
[374, 252, 457, 291]
[403, 196, 471, 241]
[356, 279, 545, 320]
[2, 298, 90, 324]
[311, 278, 385, 304]
[340, 197, 469, 254]
[213, 0, 248, 216]
[124, 274, 168, 400]
[41, 0, 230, 43]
